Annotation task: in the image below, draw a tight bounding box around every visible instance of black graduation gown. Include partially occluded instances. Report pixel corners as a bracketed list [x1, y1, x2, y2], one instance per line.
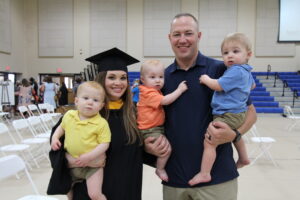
[73, 108, 143, 200]
[47, 118, 72, 195]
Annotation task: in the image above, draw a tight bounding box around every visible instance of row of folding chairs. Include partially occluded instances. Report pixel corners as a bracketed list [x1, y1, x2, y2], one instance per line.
[0, 118, 51, 170]
[0, 154, 57, 199]
[0, 105, 61, 198]
[18, 104, 61, 129]
[0, 103, 62, 170]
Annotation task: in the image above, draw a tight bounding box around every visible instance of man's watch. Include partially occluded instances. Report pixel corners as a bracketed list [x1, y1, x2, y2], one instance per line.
[232, 129, 242, 143]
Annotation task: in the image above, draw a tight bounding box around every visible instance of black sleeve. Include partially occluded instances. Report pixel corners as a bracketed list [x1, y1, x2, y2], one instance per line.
[142, 147, 157, 168]
[47, 116, 72, 195]
[50, 117, 62, 144]
[73, 181, 91, 200]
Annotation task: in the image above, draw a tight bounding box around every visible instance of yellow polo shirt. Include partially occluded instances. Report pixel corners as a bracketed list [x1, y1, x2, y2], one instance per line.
[62, 110, 111, 158]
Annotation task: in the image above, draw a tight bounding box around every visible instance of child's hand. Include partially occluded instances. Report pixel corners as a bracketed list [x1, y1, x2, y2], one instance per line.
[199, 74, 210, 84]
[178, 81, 188, 93]
[51, 137, 61, 151]
[74, 153, 92, 167]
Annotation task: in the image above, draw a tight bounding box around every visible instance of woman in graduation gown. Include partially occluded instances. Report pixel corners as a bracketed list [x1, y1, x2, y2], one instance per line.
[72, 48, 144, 200]
[50, 48, 168, 200]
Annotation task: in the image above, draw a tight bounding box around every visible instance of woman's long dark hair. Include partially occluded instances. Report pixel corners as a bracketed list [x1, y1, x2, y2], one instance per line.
[95, 71, 142, 145]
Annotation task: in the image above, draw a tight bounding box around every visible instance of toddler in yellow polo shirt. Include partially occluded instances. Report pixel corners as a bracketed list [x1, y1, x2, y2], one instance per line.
[51, 81, 110, 200]
[137, 60, 188, 182]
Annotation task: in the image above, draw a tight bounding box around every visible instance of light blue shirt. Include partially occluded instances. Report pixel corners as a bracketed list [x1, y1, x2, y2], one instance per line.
[211, 64, 254, 115]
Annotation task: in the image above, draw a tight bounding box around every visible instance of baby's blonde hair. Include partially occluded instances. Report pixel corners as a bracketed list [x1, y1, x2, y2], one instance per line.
[140, 60, 164, 76]
[221, 32, 252, 53]
[77, 81, 106, 101]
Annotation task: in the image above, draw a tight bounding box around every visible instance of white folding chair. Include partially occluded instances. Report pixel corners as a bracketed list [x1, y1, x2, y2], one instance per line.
[18, 106, 33, 119]
[284, 105, 300, 131]
[249, 125, 277, 167]
[28, 104, 56, 130]
[39, 113, 56, 129]
[26, 116, 50, 138]
[27, 104, 43, 116]
[37, 103, 48, 114]
[12, 119, 50, 168]
[0, 122, 35, 170]
[0, 155, 58, 200]
[38, 103, 61, 124]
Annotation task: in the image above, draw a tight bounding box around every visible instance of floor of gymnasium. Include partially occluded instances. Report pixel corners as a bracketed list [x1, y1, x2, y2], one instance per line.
[0, 113, 299, 200]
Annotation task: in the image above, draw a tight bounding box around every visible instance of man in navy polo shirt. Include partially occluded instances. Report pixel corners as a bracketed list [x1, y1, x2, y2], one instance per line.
[159, 13, 257, 200]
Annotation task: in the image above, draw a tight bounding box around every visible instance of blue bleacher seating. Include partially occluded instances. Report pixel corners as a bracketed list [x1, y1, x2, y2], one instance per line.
[250, 91, 270, 96]
[129, 71, 298, 114]
[250, 73, 282, 113]
[255, 107, 283, 113]
[128, 71, 140, 85]
[251, 71, 300, 113]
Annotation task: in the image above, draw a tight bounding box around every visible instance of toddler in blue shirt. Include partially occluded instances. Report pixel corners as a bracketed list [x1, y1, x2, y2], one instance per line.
[189, 32, 255, 185]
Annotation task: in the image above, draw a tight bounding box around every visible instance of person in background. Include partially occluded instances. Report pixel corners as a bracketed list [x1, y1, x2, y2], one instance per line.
[131, 79, 140, 106]
[73, 77, 82, 96]
[145, 13, 257, 200]
[17, 78, 33, 107]
[14, 80, 21, 114]
[29, 77, 39, 104]
[51, 81, 110, 200]
[137, 60, 187, 182]
[17, 78, 34, 116]
[58, 82, 68, 106]
[54, 82, 60, 107]
[40, 76, 57, 109]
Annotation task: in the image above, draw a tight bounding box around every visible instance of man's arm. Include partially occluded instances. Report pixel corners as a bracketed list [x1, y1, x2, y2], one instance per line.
[206, 104, 257, 145]
[144, 135, 171, 157]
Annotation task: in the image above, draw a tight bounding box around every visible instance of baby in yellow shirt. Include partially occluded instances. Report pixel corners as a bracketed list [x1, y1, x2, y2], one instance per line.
[51, 81, 111, 200]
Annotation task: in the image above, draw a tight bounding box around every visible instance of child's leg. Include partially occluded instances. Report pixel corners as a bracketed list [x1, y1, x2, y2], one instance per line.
[188, 140, 217, 186]
[156, 146, 172, 182]
[86, 168, 106, 200]
[234, 138, 250, 168]
[66, 153, 78, 168]
[88, 157, 106, 168]
[67, 190, 73, 200]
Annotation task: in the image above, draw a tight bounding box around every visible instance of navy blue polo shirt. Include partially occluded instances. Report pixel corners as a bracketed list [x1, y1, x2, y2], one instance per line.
[163, 52, 239, 188]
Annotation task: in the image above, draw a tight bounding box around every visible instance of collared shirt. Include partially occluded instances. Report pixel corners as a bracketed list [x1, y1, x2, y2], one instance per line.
[163, 51, 240, 188]
[62, 110, 111, 158]
[174, 60, 197, 70]
[212, 64, 255, 115]
[137, 85, 165, 130]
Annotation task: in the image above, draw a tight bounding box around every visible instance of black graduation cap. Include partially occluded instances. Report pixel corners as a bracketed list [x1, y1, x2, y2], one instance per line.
[85, 47, 139, 73]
